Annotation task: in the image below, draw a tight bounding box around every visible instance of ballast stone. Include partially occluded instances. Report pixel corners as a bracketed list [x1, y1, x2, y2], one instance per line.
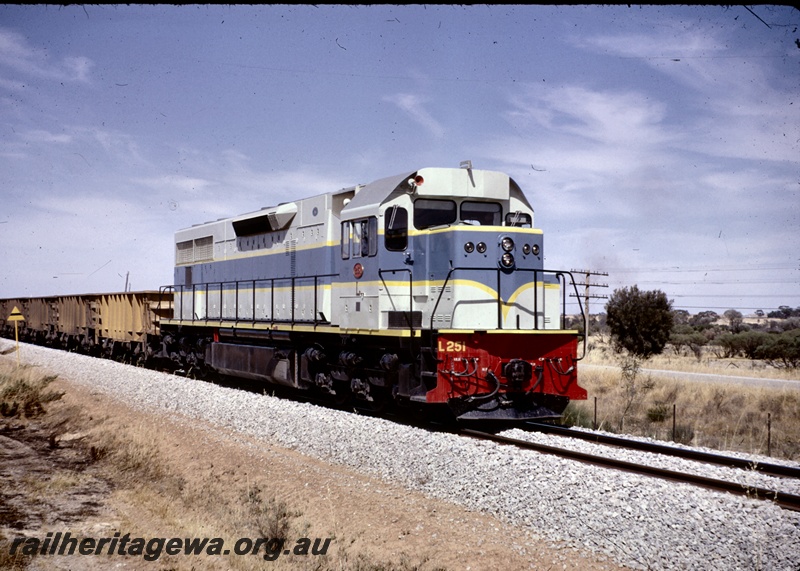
[5, 339, 800, 571]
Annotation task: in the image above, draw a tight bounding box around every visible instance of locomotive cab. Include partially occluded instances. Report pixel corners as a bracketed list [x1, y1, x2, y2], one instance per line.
[336, 166, 557, 332]
[333, 166, 587, 421]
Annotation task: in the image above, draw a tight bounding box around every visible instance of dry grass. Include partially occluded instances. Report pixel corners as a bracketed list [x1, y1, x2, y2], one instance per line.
[0, 362, 447, 571]
[0, 363, 63, 570]
[569, 340, 800, 460]
[584, 337, 800, 380]
[84, 419, 446, 571]
[0, 364, 63, 418]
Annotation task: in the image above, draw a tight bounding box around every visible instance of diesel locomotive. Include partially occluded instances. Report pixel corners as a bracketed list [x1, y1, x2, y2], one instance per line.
[1, 163, 587, 422]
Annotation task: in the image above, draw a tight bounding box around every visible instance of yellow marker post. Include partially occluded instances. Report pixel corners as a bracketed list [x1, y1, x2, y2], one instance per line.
[7, 306, 25, 367]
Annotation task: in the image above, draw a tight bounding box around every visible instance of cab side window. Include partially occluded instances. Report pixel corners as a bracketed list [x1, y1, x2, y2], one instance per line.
[342, 217, 378, 259]
[384, 206, 408, 251]
[341, 221, 351, 259]
[505, 211, 532, 227]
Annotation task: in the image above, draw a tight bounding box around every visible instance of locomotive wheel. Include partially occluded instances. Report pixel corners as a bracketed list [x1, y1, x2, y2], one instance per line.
[330, 382, 351, 407]
[186, 361, 212, 380]
[352, 387, 391, 415]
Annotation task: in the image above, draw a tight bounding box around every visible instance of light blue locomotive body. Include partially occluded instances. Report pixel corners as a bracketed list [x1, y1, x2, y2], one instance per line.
[166, 164, 587, 421]
[172, 167, 563, 331]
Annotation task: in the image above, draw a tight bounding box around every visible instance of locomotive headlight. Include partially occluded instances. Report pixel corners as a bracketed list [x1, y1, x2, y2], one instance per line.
[464, 242, 475, 253]
[476, 242, 487, 253]
[532, 244, 540, 256]
[501, 236, 514, 252]
[522, 244, 531, 255]
[500, 252, 515, 268]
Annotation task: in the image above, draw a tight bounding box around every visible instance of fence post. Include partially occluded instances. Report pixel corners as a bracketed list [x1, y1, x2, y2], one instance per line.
[672, 404, 677, 442]
[767, 413, 771, 457]
[593, 396, 597, 430]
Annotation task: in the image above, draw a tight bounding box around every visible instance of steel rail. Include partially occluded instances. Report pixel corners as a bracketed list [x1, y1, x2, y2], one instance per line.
[524, 422, 800, 479]
[460, 429, 800, 512]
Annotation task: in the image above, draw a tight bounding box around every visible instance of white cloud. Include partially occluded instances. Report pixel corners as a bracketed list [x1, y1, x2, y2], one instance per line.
[383, 93, 445, 138]
[137, 174, 216, 195]
[19, 129, 72, 144]
[62, 56, 93, 83]
[578, 27, 722, 62]
[0, 192, 175, 296]
[509, 86, 674, 149]
[576, 25, 800, 163]
[0, 75, 27, 91]
[484, 65, 798, 313]
[497, 85, 689, 227]
[0, 27, 94, 83]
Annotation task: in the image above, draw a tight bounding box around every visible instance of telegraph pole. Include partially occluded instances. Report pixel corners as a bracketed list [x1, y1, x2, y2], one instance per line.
[570, 269, 609, 340]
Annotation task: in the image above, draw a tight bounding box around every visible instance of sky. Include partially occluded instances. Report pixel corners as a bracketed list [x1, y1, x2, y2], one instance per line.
[0, 4, 798, 316]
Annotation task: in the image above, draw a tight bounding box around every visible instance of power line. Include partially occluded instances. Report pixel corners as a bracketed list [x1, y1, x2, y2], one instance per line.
[669, 294, 800, 299]
[634, 278, 799, 285]
[606, 266, 797, 274]
[561, 263, 798, 315]
[672, 306, 797, 311]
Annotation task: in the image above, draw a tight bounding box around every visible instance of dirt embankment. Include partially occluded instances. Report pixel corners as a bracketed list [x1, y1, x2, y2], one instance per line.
[1, 364, 624, 571]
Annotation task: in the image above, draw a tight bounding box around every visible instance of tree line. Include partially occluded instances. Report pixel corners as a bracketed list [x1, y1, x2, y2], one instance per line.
[572, 287, 800, 370]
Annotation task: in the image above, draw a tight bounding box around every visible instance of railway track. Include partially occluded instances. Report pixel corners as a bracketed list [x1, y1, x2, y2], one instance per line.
[524, 421, 800, 479]
[460, 428, 800, 512]
[8, 335, 800, 513]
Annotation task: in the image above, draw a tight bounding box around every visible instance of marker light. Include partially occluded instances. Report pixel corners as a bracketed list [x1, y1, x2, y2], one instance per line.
[464, 242, 475, 253]
[353, 263, 364, 279]
[476, 242, 487, 253]
[532, 244, 540, 256]
[522, 244, 531, 255]
[501, 237, 515, 252]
